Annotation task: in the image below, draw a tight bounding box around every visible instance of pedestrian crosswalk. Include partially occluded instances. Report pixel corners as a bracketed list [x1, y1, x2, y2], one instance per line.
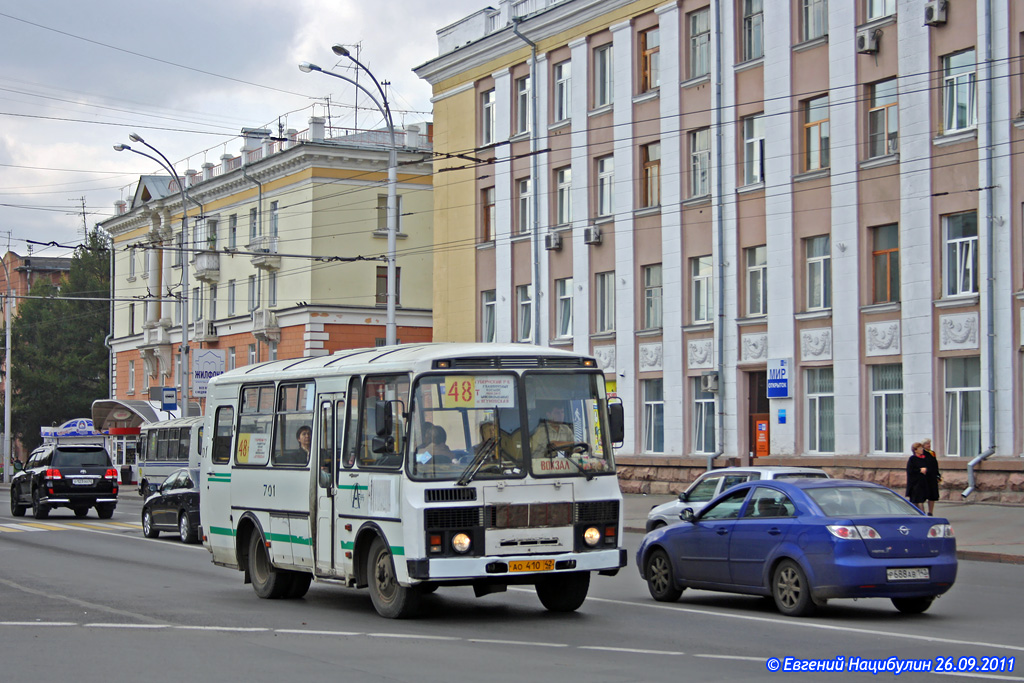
[0, 520, 140, 534]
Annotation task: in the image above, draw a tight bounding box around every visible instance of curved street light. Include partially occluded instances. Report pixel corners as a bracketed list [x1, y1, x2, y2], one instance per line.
[299, 51, 398, 346]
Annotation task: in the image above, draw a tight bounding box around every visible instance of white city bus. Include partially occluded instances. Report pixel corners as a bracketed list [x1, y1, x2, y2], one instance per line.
[137, 416, 203, 496]
[199, 343, 626, 618]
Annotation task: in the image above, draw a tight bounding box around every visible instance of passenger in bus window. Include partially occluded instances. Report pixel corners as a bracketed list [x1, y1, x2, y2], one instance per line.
[296, 425, 312, 457]
[530, 402, 575, 458]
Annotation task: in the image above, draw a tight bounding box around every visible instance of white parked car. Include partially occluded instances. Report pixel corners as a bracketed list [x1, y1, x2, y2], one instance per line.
[645, 466, 830, 532]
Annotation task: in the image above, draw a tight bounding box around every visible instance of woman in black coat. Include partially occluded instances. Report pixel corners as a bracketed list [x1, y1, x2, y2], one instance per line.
[905, 442, 941, 515]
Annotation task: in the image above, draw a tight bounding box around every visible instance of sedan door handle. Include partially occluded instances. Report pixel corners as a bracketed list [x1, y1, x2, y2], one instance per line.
[716, 528, 728, 535]
[768, 527, 782, 536]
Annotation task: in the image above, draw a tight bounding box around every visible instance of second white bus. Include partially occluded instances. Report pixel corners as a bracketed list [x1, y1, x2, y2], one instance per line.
[137, 416, 203, 496]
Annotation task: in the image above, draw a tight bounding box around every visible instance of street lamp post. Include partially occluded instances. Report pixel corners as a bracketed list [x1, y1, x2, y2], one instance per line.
[114, 138, 193, 416]
[2, 255, 11, 482]
[300, 47, 398, 346]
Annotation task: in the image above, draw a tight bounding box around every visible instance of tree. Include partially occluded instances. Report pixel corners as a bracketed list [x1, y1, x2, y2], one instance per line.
[5, 230, 110, 452]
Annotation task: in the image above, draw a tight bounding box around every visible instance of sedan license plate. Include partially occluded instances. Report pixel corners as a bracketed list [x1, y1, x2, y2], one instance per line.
[509, 559, 554, 573]
[72, 478, 93, 486]
[887, 567, 930, 581]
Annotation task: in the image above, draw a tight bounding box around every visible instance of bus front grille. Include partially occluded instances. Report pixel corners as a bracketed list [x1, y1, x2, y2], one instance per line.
[424, 507, 484, 529]
[486, 502, 574, 528]
[575, 500, 620, 524]
[425, 488, 478, 503]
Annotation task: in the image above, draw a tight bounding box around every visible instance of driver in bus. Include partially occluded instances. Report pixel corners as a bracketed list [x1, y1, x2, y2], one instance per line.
[530, 401, 575, 458]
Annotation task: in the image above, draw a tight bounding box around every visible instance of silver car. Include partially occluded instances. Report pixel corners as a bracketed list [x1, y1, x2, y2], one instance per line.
[645, 466, 830, 532]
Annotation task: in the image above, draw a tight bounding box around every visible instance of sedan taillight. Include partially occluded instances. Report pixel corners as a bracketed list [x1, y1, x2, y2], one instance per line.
[928, 523, 954, 538]
[827, 525, 881, 539]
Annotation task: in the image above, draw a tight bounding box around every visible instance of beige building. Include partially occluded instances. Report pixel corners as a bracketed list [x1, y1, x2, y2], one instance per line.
[100, 121, 434, 412]
[415, 0, 1024, 500]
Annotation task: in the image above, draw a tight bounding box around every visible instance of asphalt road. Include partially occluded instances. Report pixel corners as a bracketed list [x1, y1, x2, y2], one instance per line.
[2, 492, 1023, 683]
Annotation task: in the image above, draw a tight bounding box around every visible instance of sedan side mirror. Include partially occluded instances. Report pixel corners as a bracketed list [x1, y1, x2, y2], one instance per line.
[678, 491, 689, 503]
[681, 508, 696, 523]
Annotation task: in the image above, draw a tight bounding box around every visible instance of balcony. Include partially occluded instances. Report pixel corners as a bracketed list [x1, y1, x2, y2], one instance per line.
[193, 319, 218, 343]
[248, 235, 281, 271]
[139, 324, 172, 379]
[251, 308, 280, 343]
[193, 250, 220, 283]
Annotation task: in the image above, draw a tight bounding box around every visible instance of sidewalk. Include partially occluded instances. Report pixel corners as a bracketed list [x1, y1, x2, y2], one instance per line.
[622, 493, 1024, 565]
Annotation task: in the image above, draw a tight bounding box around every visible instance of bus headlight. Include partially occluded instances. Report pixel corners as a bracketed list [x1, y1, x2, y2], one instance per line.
[583, 526, 601, 547]
[452, 533, 472, 554]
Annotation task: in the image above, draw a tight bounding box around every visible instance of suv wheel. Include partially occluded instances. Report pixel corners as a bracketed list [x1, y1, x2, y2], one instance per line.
[96, 504, 115, 520]
[31, 488, 50, 519]
[10, 485, 27, 517]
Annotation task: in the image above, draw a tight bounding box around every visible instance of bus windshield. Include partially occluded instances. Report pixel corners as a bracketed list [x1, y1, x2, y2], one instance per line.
[524, 372, 613, 478]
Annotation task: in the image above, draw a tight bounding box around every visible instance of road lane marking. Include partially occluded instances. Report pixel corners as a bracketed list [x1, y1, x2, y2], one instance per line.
[0, 621, 77, 626]
[580, 646, 684, 656]
[694, 654, 768, 662]
[467, 638, 568, 648]
[175, 626, 269, 632]
[276, 629, 364, 637]
[1, 523, 45, 532]
[368, 633, 461, 641]
[85, 623, 169, 629]
[20, 522, 66, 530]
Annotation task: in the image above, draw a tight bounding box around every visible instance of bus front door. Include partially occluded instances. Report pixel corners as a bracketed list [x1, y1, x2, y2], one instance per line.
[314, 394, 344, 577]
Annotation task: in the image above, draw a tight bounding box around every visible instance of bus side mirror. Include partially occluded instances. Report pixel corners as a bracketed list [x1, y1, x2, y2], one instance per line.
[608, 400, 624, 445]
[375, 400, 393, 437]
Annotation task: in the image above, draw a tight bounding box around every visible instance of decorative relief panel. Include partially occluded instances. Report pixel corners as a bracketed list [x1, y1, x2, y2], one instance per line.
[638, 343, 663, 372]
[593, 345, 616, 374]
[799, 327, 832, 361]
[865, 321, 901, 357]
[687, 338, 714, 370]
[740, 333, 768, 363]
[939, 313, 979, 351]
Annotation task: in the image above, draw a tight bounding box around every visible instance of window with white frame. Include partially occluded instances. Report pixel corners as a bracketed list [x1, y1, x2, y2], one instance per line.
[944, 211, 978, 297]
[228, 347, 236, 370]
[129, 247, 137, 278]
[641, 142, 661, 208]
[597, 156, 614, 217]
[228, 279, 236, 316]
[643, 264, 663, 329]
[867, 0, 895, 20]
[516, 284, 533, 342]
[229, 213, 237, 248]
[746, 245, 768, 316]
[249, 208, 258, 242]
[268, 341, 278, 361]
[689, 8, 710, 80]
[806, 367, 835, 453]
[270, 201, 279, 237]
[553, 61, 571, 122]
[690, 128, 711, 197]
[376, 266, 401, 306]
[871, 363, 903, 454]
[806, 235, 831, 310]
[377, 194, 404, 233]
[515, 76, 531, 135]
[743, 114, 765, 185]
[192, 287, 202, 323]
[210, 284, 217, 320]
[517, 177, 533, 234]
[555, 277, 573, 338]
[642, 378, 665, 453]
[943, 49, 977, 133]
[595, 271, 615, 333]
[268, 272, 277, 307]
[248, 344, 257, 365]
[594, 43, 613, 108]
[128, 360, 135, 395]
[174, 233, 183, 267]
[944, 356, 981, 457]
[693, 377, 716, 454]
[481, 88, 496, 145]
[555, 167, 572, 225]
[742, 0, 763, 61]
[248, 275, 257, 312]
[128, 303, 135, 336]
[691, 256, 713, 324]
[804, 95, 830, 171]
[205, 218, 218, 250]
[868, 79, 899, 158]
[640, 27, 660, 92]
[802, 0, 828, 41]
[481, 290, 496, 342]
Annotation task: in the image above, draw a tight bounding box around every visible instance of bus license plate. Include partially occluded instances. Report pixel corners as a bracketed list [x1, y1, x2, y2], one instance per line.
[509, 559, 554, 573]
[72, 478, 92, 486]
[887, 567, 929, 581]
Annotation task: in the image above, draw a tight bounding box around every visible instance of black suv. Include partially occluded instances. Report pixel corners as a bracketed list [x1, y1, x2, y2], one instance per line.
[10, 445, 119, 519]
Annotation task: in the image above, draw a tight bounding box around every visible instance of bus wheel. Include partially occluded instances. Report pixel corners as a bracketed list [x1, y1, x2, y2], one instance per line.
[535, 572, 590, 613]
[367, 537, 419, 619]
[286, 572, 312, 599]
[248, 532, 292, 599]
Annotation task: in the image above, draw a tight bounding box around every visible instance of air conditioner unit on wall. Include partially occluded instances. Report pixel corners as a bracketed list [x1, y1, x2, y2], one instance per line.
[583, 226, 602, 245]
[700, 371, 719, 394]
[856, 27, 879, 54]
[924, 0, 947, 26]
[544, 232, 562, 251]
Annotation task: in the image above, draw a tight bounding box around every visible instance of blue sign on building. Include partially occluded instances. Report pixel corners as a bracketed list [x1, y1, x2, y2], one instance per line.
[767, 358, 791, 399]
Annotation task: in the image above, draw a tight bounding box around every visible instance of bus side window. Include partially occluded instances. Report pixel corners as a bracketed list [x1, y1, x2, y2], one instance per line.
[211, 406, 234, 464]
[343, 377, 360, 468]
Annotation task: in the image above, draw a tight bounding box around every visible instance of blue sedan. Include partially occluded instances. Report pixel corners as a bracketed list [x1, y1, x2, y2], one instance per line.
[636, 479, 957, 616]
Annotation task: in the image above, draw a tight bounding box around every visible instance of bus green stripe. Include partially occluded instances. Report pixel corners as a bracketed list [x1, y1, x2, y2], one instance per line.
[209, 526, 236, 537]
[336, 484, 367, 492]
[341, 540, 404, 556]
[267, 532, 312, 547]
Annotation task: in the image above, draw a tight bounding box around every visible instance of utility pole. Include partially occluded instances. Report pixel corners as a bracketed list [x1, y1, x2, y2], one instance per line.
[71, 197, 87, 242]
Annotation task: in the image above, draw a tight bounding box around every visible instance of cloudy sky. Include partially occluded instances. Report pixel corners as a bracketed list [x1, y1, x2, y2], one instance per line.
[0, 0, 484, 260]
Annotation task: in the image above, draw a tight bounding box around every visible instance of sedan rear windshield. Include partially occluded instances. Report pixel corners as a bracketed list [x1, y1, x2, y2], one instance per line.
[807, 486, 919, 517]
[53, 449, 111, 468]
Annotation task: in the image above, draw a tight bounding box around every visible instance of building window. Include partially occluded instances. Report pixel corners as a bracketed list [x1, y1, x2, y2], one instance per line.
[482, 187, 496, 242]
[688, 8, 711, 80]
[267, 341, 277, 361]
[693, 377, 716, 454]
[228, 213, 237, 248]
[269, 201, 279, 237]
[128, 360, 135, 395]
[481, 290, 496, 342]
[641, 142, 661, 208]
[643, 264, 663, 329]
[802, 0, 828, 42]
[868, 79, 899, 158]
[640, 27, 660, 92]
[555, 167, 572, 225]
[555, 277, 573, 338]
[205, 219, 217, 250]
[553, 60, 571, 122]
[228, 347, 236, 370]
[516, 284, 533, 342]
[376, 266, 401, 306]
[595, 271, 615, 333]
[806, 367, 835, 453]
[249, 208, 258, 242]
[377, 194, 403, 233]
[517, 177, 533, 234]
[943, 49, 977, 133]
[742, 0, 764, 61]
[871, 364, 903, 454]
[192, 287, 202, 323]
[871, 223, 900, 304]
[594, 44, 613, 107]
[742, 114, 765, 185]
[944, 356, 981, 457]
[806, 235, 832, 310]
[268, 272, 277, 307]
[481, 89, 496, 145]
[515, 76, 531, 135]
[210, 284, 217, 320]
[248, 344, 257, 365]
[597, 156, 614, 217]
[128, 247, 137, 278]
[867, 0, 895, 20]
[174, 233, 183, 267]
[227, 279, 236, 316]
[804, 95, 830, 171]
[248, 275, 258, 312]
[128, 303, 136, 336]
[945, 211, 978, 297]
[690, 128, 711, 197]
[746, 245, 767, 316]
[642, 379, 665, 453]
[691, 256, 713, 324]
